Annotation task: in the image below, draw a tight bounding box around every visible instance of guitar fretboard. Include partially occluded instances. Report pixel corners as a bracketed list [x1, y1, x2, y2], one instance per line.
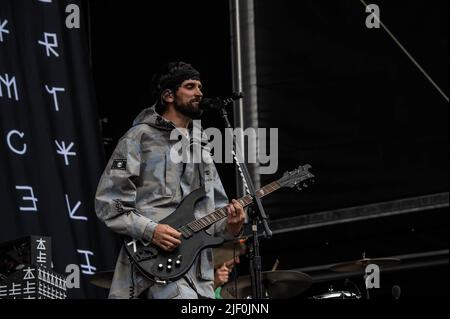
[186, 181, 280, 232]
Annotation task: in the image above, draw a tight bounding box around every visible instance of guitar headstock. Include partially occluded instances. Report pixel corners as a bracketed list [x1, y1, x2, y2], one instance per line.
[277, 164, 315, 191]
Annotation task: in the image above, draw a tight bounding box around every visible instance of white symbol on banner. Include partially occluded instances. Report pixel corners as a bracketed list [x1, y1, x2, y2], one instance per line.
[0, 19, 10, 42]
[6, 130, 27, 155]
[61, 278, 66, 289]
[45, 85, 65, 111]
[38, 32, 59, 57]
[23, 267, 36, 280]
[37, 250, 47, 264]
[0, 73, 19, 101]
[9, 283, 22, 296]
[0, 285, 7, 297]
[38, 283, 47, 297]
[15, 185, 38, 212]
[65, 194, 87, 221]
[23, 281, 36, 295]
[36, 238, 46, 250]
[127, 239, 137, 253]
[77, 250, 96, 275]
[55, 140, 76, 166]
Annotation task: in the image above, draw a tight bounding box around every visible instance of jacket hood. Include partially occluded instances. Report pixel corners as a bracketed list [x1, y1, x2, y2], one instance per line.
[132, 105, 175, 131]
[132, 105, 209, 143]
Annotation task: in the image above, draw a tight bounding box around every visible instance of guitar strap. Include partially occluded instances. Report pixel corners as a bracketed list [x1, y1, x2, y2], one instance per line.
[197, 161, 205, 188]
[179, 161, 204, 199]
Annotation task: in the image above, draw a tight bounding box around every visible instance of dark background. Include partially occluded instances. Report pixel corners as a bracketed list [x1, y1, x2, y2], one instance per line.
[256, 0, 448, 217]
[88, 0, 239, 201]
[88, 0, 448, 299]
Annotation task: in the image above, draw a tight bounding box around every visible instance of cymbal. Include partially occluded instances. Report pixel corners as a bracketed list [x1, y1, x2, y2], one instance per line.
[330, 258, 401, 272]
[89, 271, 114, 289]
[221, 270, 312, 299]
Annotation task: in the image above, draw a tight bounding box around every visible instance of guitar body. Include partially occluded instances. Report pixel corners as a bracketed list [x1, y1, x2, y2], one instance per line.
[122, 164, 315, 285]
[123, 187, 224, 284]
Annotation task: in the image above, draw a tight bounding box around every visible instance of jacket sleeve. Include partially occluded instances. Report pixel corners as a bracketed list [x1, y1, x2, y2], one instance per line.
[95, 137, 158, 241]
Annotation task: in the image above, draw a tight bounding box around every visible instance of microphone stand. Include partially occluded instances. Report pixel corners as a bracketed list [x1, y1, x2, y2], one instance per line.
[214, 94, 272, 299]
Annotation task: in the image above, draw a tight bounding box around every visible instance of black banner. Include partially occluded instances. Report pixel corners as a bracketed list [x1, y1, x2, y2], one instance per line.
[0, 0, 118, 298]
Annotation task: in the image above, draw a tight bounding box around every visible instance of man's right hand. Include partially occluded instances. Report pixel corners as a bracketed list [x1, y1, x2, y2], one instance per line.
[151, 224, 182, 252]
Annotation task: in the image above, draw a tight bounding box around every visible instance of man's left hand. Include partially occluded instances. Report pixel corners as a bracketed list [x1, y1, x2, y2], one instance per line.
[225, 199, 246, 237]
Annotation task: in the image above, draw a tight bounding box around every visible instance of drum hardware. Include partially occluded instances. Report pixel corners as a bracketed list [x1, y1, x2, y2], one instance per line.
[220, 270, 313, 299]
[312, 252, 402, 300]
[329, 253, 401, 273]
[310, 284, 362, 300]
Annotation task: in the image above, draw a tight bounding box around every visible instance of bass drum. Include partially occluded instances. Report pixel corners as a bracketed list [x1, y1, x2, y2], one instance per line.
[312, 290, 361, 299]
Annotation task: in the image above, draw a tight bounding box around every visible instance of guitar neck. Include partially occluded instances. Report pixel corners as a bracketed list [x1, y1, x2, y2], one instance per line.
[186, 181, 281, 232]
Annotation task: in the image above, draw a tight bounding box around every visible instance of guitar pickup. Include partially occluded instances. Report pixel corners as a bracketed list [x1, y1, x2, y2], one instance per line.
[134, 247, 158, 262]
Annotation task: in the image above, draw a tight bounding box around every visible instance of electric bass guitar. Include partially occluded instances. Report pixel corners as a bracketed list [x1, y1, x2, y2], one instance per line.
[123, 164, 315, 284]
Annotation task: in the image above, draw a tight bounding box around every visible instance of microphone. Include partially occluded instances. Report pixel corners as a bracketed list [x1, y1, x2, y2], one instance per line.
[200, 92, 244, 111]
[392, 285, 401, 299]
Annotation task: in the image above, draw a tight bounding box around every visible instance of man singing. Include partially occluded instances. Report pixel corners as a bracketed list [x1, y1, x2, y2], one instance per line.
[95, 61, 245, 299]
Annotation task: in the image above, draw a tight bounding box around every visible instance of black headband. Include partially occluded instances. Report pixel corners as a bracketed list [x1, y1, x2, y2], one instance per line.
[158, 69, 201, 92]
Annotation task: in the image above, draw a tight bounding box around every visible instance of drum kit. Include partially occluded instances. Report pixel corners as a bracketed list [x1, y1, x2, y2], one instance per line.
[90, 244, 400, 300]
[311, 255, 401, 300]
[220, 270, 313, 299]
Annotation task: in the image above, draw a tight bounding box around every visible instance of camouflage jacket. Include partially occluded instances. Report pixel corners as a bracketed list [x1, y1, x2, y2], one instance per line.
[95, 106, 233, 298]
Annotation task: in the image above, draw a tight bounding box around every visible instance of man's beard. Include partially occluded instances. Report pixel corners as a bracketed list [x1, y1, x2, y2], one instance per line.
[174, 99, 203, 119]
